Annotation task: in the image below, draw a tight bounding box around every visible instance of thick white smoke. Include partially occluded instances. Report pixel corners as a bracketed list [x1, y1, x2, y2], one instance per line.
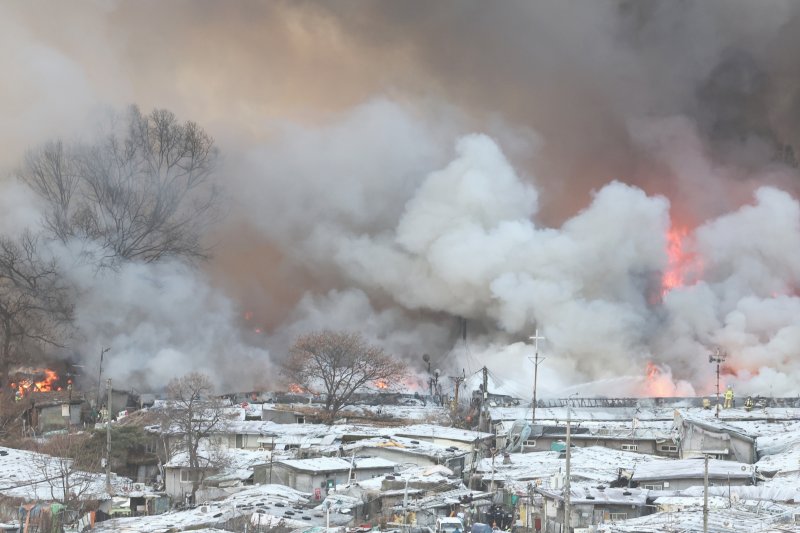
[250, 110, 800, 398]
[2, 2, 800, 397]
[41, 241, 271, 392]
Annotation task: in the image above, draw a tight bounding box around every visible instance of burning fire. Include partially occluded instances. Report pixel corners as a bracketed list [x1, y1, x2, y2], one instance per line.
[374, 379, 389, 390]
[641, 362, 677, 397]
[288, 383, 305, 394]
[10, 368, 61, 396]
[661, 226, 702, 296]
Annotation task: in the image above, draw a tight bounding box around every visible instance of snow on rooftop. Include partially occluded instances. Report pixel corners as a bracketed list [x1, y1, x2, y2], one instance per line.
[492, 405, 800, 424]
[677, 412, 757, 441]
[391, 423, 492, 442]
[164, 441, 268, 469]
[652, 495, 730, 509]
[477, 446, 665, 484]
[344, 436, 469, 458]
[756, 420, 800, 457]
[278, 456, 396, 473]
[597, 501, 795, 533]
[539, 486, 648, 506]
[93, 484, 312, 532]
[682, 484, 800, 503]
[631, 458, 755, 481]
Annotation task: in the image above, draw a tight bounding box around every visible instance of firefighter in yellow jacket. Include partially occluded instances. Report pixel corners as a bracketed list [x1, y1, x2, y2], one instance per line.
[723, 385, 734, 409]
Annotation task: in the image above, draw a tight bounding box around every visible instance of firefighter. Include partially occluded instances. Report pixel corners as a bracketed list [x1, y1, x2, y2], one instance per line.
[744, 396, 754, 412]
[723, 385, 734, 409]
[14, 390, 22, 402]
[702, 397, 711, 409]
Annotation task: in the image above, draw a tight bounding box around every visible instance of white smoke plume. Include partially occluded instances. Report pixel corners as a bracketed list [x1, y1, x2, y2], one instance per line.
[0, 2, 798, 397]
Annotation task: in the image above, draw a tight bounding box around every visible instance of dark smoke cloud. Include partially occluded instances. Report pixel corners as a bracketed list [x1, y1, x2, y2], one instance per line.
[0, 1, 799, 395]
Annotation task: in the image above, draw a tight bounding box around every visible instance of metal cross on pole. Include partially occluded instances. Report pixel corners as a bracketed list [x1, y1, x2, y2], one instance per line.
[529, 329, 546, 425]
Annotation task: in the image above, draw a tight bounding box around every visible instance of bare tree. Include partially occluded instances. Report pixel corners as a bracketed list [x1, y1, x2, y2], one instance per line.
[24, 432, 104, 514]
[0, 232, 73, 388]
[158, 372, 232, 505]
[282, 331, 408, 423]
[19, 105, 219, 265]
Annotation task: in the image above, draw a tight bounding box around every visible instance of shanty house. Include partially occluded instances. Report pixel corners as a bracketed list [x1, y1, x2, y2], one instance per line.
[261, 405, 309, 424]
[342, 436, 468, 477]
[391, 425, 494, 453]
[262, 456, 396, 493]
[674, 412, 757, 463]
[510, 425, 678, 458]
[19, 391, 84, 434]
[629, 457, 756, 491]
[536, 486, 650, 532]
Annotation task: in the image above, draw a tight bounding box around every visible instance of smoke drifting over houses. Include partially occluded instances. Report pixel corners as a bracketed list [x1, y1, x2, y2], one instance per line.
[0, 1, 799, 396]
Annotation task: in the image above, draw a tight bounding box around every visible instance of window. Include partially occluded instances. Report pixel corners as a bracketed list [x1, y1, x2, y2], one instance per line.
[609, 513, 628, 521]
[659, 445, 678, 452]
[621, 444, 638, 452]
[235, 434, 244, 448]
[523, 439, 537, 448]
[180, 469, 200, 483]
[296, 415, 305, 424]
[643, 484, 663, 491]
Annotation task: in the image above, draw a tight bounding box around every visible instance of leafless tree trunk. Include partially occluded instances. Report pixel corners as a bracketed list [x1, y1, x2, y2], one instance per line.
[282, 331, 407, 423]
[158, 372, 233, 505]
[19, 105, 220, 266]
[0, 232, 73, 387]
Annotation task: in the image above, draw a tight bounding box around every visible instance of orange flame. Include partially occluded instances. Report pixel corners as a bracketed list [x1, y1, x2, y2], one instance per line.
[661, 226, 702, 296]
[288, 383, 305, 394]
[375, 379, 389, 390]
[642, 362, 676, 397]
[11, 368, 60, 396]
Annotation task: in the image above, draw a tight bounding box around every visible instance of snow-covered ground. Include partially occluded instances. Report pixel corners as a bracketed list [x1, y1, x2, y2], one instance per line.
[0, 445, 130, 501]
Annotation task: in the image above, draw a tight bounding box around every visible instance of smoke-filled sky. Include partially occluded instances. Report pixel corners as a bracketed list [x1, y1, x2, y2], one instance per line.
[1, 1, 799, 397]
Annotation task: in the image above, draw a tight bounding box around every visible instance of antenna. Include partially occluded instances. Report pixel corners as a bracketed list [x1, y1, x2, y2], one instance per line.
[708, 347, 727, 419]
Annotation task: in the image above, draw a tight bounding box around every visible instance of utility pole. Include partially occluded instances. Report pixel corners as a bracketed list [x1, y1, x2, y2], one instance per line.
[529, 329, 546, 425]
[105, 378, 112, 494]
[450, 370, 466, 412]
[269, 435, 274, 484]
[402, 476, 410, 528]
[96, 347, 110, 408]
[479, 367, 489, 432]
[703, 453, 709, 533]
[709, 348, 727, 419]
[564, 398, 572, 533]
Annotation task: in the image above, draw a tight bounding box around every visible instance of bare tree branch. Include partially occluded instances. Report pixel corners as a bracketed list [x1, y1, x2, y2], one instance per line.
[19, 105, 220, 266]
[0, 232, 73, 387]
[157, 372, 233, 505]
[282, 331, 407, 423]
